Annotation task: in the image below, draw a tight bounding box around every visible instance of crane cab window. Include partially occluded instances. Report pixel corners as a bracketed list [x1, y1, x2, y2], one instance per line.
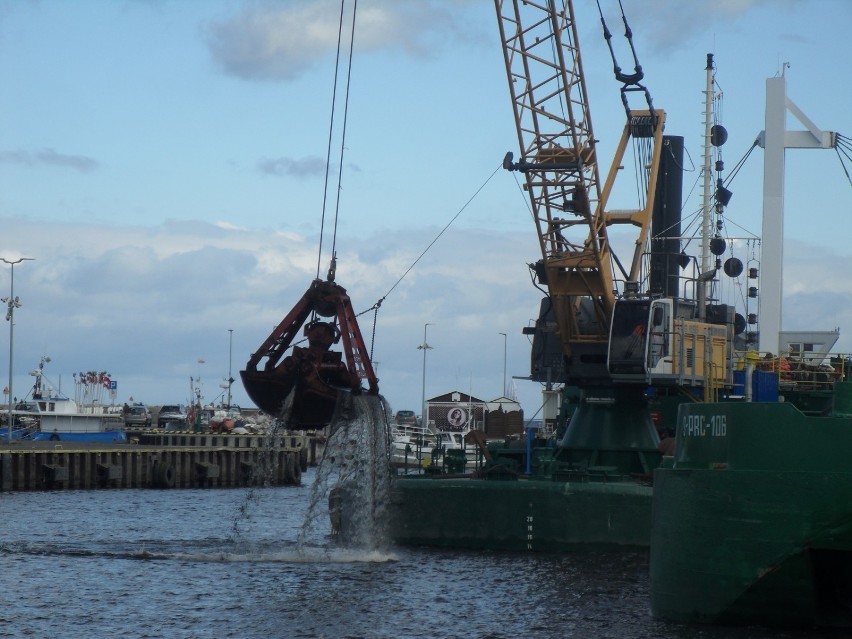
[647, 300, 671, 370]
[608, 300, 651, 374]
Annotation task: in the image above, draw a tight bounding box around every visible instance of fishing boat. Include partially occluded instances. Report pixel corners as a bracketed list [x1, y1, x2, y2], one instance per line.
[14, 396, 127, 444]
[390, 422, 434, 471]
[1, 357, 127, 443]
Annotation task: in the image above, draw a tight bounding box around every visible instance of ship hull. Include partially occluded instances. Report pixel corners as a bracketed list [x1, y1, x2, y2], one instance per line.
[29, 430, 127, 444]
[375, 477, 653, 552]
[650, 388, 852, 628]
[339, 389, 663, 551]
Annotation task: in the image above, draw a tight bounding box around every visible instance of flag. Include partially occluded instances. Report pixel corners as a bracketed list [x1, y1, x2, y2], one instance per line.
[102, 375, 111, 389]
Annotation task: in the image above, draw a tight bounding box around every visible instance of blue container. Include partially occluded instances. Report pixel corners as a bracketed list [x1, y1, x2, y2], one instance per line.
[732, 370, 746, 396]
[752, 370, 779, 402]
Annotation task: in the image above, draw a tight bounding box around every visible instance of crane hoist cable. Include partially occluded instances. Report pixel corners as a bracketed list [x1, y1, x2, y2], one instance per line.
[596, 0, 656, 125]
[348, 164, 502, 360]
[359, 163, 504, 317]
[316, 0, 358, 283]
[306, 0, 509, 360]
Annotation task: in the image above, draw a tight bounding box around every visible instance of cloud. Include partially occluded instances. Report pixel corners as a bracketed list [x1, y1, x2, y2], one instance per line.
[1, 216, 848, 415]
[782, 240, 852, 335]
[0, 216, 544, 410]
[617, 0, 790, 53]
[202, 0, 479, 82]
[203, 2, 340, 81]
[257, 155, 327, 177]
[0, 148, 99, 173]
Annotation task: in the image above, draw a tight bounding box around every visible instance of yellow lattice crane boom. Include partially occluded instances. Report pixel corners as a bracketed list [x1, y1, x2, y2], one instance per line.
[495, 0, 669, 384]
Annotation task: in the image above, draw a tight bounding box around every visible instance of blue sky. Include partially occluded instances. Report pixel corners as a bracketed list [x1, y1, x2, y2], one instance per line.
[0, 0, 849, 417]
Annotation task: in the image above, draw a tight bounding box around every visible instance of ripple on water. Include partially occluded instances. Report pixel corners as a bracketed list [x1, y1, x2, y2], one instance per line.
[1, 413, 848, 639]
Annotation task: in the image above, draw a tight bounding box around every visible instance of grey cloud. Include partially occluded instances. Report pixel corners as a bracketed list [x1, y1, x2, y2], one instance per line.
[0, 148, 99, 173]
[621, 0, 785, 53]
[5, 215, 848, 418]
[203, 2, 338, 82]
[202, 1, 479, 82]
[257, 155, 326, 177]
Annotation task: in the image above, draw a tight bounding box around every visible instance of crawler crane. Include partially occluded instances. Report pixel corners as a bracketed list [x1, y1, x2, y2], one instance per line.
[496, 0, 730, 466]
[339, 1, 741, 553]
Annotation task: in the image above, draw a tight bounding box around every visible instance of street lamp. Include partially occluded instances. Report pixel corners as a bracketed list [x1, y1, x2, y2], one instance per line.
[195, 358, 205, 403]
[2, 257, 35, 443]
[417, 323, 433, 429]
[499, 332, 507, 397]
[227, 329, 234, 409]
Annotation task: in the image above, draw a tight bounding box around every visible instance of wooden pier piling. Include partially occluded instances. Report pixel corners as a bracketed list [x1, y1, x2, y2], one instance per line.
[0, 433, 326, 492]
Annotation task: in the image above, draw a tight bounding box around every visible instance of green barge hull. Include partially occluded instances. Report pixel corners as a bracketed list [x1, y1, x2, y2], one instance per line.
[389, 476, 652, 552]
[650, 382, 852, 628]
[376, 389, 666, 552]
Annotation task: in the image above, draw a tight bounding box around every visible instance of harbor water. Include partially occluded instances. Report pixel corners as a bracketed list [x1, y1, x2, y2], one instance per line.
[1, 471, 846, 639]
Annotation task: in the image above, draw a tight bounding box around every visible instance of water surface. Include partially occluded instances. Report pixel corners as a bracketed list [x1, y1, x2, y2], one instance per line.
[0, 472, 843, 639]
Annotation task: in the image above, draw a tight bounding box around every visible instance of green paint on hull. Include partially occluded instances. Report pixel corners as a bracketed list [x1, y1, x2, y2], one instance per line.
[388, 477, 652, 552]
[651, 387, 852, 628]
[375, 390, 663, 552]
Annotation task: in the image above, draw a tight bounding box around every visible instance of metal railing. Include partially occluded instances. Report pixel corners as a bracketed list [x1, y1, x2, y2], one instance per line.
[734, 350, 850, 391]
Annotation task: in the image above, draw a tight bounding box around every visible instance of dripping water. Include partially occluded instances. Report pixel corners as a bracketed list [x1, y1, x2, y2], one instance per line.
[298, 392, 393, 554]
[229, 388, 393, 557]
[229, 389, 295, 549]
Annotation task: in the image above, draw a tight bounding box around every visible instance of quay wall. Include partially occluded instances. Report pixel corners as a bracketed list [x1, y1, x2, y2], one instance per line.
[0, 433, 327, 492]
[132, 431, 326, 464]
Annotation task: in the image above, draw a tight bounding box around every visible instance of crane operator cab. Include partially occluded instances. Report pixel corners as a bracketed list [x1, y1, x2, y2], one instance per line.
[607, 297, 730, 388]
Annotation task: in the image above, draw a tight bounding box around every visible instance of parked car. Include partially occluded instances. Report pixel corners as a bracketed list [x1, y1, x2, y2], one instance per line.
[123, 403, 152, 428]
[157, 404, 187, 430]
[395, 410, 418, 426]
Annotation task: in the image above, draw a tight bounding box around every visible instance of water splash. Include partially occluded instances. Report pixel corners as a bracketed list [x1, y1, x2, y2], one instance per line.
[298, 392, 393, 554]
[0, 540, 398, 565]
[227, 389, 392, 559]
[229, 389, 295, 547]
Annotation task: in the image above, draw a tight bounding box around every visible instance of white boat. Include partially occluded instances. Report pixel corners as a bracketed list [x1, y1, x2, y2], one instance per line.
[390, 422, 435, 470]
[390, 423, 485, 473]
[13, 396, 127, 443]
[1, 358, 127, 443]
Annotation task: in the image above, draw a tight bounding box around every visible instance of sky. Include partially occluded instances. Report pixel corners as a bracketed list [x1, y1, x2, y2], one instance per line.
[0, 0, 849, 420]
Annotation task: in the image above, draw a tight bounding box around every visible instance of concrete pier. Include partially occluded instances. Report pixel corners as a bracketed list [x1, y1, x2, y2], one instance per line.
[0, 433, 327, 492]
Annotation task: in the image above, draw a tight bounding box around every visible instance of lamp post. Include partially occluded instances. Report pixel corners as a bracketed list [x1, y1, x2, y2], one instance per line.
[2, 257, 34, 443]
[417, 323, 433, 428]
[227, 329, 234, 409]
[196, 358, 205, 403]
[499, 332, 507, 397]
